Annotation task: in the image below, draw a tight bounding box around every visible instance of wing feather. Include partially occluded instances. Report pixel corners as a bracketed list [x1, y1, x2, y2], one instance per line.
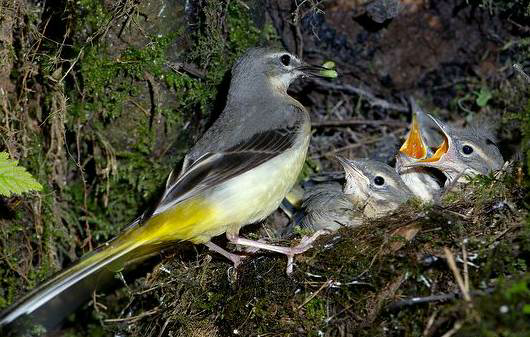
[153, 125, 300, 216]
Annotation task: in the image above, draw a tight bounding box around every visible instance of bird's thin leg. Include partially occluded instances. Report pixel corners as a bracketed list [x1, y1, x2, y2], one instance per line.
[226, 230, 327, 274]
[204, 241, 244, 268]
[443, 169, 470, 194]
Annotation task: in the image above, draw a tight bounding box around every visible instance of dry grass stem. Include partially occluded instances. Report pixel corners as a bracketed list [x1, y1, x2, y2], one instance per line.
[444, 247, 472, 303]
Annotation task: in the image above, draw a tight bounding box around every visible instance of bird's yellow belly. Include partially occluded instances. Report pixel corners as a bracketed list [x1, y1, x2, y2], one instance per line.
[141, 135, 309, 244]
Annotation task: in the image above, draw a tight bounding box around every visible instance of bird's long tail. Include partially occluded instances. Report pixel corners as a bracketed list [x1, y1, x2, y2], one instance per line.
[0, 218, 160, 335]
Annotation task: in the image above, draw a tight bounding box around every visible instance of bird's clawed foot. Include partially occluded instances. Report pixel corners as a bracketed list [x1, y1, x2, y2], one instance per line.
[204, 241, 246, 269]
[226, 230, 327, 274]
[285, 230, 328, 274]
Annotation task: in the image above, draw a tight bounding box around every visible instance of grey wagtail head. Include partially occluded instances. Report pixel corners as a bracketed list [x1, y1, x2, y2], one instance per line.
[290, 182, 358, 233]
[228, 48, 335, 99]
[404, 114, 504, 182]
[337, 157, 413, 218]
[396, 102, 442, 202]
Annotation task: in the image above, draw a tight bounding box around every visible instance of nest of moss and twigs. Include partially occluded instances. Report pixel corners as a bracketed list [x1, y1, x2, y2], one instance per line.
[90, 163, 529, 337]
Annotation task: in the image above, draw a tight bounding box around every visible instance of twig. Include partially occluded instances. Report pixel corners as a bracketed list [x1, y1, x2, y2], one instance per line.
[324, 302, 355, 323]
[462, 242, 469, 294]
[291, 1, 304, 58]
[129, 99, 151, 117]
[297, 279, 332, 309]
[144, 72, 160, 129]
[157, 318, 171, 337]
[488, 226, 517, 248]
[317, 135, 382, 157]
[90, 291, 107, 313]
[236, 0, 250, 10]
[444, 247, 472, 303]
[513, 63, 530, 83]
[362, 273, 405, 327]
[441, 320, 463, 337]
[388, 288, 494, 310]
[166, 61, 206, 78]
[314, 128, 405, 160]
[58, 48, 84, 83]
[312, 78, 408, 112]
[423, 310, 438, 337]
[104, 308, 159, 323]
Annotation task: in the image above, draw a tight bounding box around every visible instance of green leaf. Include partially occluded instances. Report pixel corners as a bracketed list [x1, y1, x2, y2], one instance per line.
[0, 152, 43, 197]
[322, 61, 336, 69]
[319, 61, 338, 78]
[475, 87, 492, 107]
[523, 304, 530, 314]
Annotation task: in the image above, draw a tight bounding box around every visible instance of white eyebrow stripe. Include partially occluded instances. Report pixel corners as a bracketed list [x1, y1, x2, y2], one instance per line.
[386, 176, 398, 189]
[464, 142, 498, 170]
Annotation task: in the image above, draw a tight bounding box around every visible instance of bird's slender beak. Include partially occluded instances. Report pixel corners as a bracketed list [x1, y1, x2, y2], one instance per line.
[399, 114, 428, 160]
[297, 62, 338, 78]
[335, 156, 367, 181]
[404, 114, 452, 169]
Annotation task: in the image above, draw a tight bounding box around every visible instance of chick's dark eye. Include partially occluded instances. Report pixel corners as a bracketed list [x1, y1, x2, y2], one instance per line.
[280, 54, 291, 66]
[462, 145, 473, 155]
[374, 176, 385, 186]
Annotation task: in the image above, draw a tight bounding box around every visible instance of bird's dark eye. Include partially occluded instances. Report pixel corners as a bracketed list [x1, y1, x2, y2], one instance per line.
[280, 54, 291, 66]
[374, 176, 385, 186]
[462, 145, 473, 155]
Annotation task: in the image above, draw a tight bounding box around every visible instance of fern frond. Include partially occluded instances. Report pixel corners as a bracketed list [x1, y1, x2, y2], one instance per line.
[0, 152, 43, 197]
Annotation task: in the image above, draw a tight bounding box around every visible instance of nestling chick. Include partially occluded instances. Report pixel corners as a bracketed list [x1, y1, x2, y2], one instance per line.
[405, 114, 504, 184]
[396, 99, 443, 202]
[294, 158, 413, 233]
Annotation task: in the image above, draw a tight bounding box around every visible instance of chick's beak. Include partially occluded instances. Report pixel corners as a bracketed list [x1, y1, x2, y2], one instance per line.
[399, 114, 428, 159]
[403, 115, 452, 169]
[335, 156, 368, 183]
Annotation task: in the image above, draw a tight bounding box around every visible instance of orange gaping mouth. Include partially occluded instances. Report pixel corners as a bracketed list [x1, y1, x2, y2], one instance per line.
[400, 115, 427, 159]
[418, 136, 449, 163]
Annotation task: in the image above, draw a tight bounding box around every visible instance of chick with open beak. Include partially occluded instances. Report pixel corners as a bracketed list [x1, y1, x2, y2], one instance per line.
[396, 100, 443, 202]
[405, 114, 504, 184]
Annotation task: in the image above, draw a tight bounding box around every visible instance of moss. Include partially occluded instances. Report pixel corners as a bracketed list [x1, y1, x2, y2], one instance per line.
[515, 99, 530, 174]
[471, 0, 530, 21]
[456, 275, 530, 337]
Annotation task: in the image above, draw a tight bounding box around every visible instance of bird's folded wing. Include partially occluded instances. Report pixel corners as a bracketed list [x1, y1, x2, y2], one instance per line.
[153, 124, 300, 216]
[296, 191, 358, 232]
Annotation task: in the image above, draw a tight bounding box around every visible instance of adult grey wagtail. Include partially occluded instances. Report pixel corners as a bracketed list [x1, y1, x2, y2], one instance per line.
[0, 47, 337, 334]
